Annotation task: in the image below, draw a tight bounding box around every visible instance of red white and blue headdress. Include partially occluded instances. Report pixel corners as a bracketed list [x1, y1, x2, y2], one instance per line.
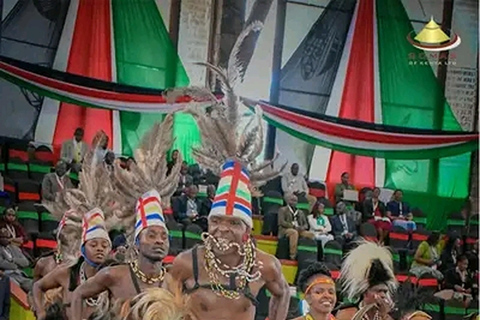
[112, 114, 181, 242]
[165, 22, 286, 228]
[134, 189, 167, 241]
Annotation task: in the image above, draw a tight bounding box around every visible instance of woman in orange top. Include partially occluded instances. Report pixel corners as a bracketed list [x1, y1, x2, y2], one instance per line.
[293, 262, 337, 320]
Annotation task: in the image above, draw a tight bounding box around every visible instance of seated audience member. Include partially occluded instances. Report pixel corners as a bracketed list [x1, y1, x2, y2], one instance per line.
[387, 189, 416, 231]
[0, 268, 9, 320]
[294, 262, 336, 320]
[334, 172, 355, 204]
[466, 240, 478, 275]
[41, 161, 73, 202]
[103, 151, 115, 172]
[110, 234, 127, 263]
[92, 130, 110, 164]
[176, 161, 193, 195]
[363, 187, 390, 244]
[166, 149, 179, 176]
[60, 127, 89, 173]
[199, 185, 216, 217]
[440, 233, 462, 273]
[278, 194, 315, 260]
[173, 185, 206, 230]
[410, 231, 444, 280]
[0, 228, 32, 292]
[307, 202, 333, 248]
[281, 163, 309, 196]
[331, 201, 358, 250]
[444, 255, 474, 306]
[0, 206, 26, 247]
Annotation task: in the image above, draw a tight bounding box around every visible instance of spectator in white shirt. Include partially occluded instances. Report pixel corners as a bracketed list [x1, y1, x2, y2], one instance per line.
[281, 163, 308, 196]
[307, 202, 333, 248]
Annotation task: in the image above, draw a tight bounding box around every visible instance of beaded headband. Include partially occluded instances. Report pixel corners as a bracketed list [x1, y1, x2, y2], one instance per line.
[305, 277, 335, 295]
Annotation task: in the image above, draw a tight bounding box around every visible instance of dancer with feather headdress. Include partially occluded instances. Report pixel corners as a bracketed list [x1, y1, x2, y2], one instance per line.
[32, 134, 116, 320]
[335, 241, 397, 320]
[169, 22, 290, 320]
[70, 114, 182, 320]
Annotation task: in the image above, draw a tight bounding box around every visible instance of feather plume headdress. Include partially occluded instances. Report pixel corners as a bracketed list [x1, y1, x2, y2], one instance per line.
[164, 22, 285, 228]
[340, 241, 397, 302]
[42, 132, 119, 262]
[111, 114, 181, 241]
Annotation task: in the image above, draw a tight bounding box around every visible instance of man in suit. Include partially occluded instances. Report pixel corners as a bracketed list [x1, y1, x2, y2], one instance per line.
[278, 194, 315, 260]
[172, 185, 205, 230]
[331, 201, 358, 250]
[175, 161, 193, 196]
[60, 128, 89, 173]
[363, 187, 390, 244]
[41, 161, 73, 202]
[386, 189, 416, 231]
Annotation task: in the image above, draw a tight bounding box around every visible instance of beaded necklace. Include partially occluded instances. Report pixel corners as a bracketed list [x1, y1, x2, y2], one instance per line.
[202, 233, 262, 300]
[79, 262, 104, 307]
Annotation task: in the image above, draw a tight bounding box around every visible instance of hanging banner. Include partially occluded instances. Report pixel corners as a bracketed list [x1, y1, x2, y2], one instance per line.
[0, 56, 211, 112]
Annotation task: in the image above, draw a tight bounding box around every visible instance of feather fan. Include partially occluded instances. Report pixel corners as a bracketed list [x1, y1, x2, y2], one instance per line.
[340, 240, 397, 302]
[127, 279, 196, 320]
[110, 113, 181, 237]
[165, 21, 285, 187]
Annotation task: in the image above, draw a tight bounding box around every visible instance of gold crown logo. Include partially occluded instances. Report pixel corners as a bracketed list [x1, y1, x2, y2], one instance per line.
[414, 17, 450, 44]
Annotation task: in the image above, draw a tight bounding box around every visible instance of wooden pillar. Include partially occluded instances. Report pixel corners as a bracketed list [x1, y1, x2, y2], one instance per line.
[169, 0, 181, 50]
[265, 0, 286, 159]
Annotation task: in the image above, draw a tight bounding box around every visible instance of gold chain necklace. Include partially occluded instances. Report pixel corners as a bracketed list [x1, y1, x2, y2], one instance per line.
[129, 260, 166, 285]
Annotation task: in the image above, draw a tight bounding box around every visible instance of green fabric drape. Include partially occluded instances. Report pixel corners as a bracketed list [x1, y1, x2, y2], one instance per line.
[376, 0, 471, 230]
[112, 0, 191, 157]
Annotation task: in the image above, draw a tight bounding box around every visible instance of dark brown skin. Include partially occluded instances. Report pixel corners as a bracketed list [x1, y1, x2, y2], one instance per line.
[32, 238, 110, 320]
[170, 214, 289, 320]
[33, 255, 58, 282]
[70, 226, 170, 320]
[171, 246, 289, 320]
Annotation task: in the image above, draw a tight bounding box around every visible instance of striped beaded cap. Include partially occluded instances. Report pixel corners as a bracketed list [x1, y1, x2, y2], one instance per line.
[134, 189, 167, 241]
[81, 208, 111, 246]
[210, 160, 252, 228]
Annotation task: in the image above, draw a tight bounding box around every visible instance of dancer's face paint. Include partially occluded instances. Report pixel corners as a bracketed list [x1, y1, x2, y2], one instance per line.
[305, 275, 336, 314]
[138, 225, 169, 261]
[84, 238, 110, 265]
[208, 216, 248, 256]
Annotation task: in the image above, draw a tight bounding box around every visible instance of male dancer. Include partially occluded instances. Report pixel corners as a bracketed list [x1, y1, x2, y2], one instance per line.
[167, 21, 290, 320]
[33, 211, 79, 282]
[294, 262, 337, 320]
[32, 209, 112, 320]
[335, 241, 397, 320]
[70, 116, 182, 320]
[70, 190, 172, 319]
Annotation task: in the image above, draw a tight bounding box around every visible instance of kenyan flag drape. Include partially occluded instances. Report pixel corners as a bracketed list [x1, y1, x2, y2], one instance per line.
[273, 0, 475, 229]
[34, 0, 199, 162]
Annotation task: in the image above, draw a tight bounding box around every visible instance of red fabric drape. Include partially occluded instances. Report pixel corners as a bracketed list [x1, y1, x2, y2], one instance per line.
[326, 0, 376, 200]
[53, 0, 113, 149]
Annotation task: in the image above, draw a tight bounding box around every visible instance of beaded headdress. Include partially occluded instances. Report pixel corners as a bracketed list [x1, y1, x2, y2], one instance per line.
[111, 114, 181, 242]
[165, 22, 285, 229]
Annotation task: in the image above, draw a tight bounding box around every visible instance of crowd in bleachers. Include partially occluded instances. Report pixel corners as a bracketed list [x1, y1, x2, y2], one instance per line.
[0, 128, 478, 320]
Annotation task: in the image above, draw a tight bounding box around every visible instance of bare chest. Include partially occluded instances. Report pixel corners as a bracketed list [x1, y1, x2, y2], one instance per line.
[190, 289, 256, 320]
[110, 271, 165, 300]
